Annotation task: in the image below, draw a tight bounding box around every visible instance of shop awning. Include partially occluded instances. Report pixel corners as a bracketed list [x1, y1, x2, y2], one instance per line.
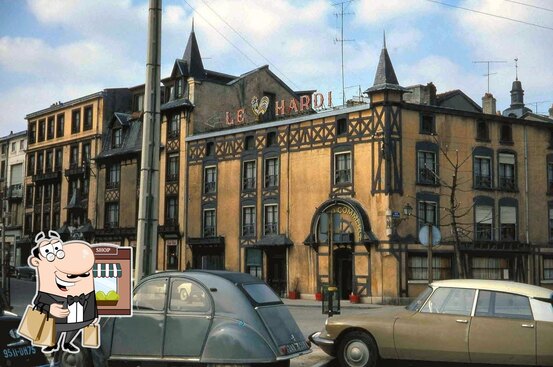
[253, 234, 293, 248]
[93, 263, 122, 278]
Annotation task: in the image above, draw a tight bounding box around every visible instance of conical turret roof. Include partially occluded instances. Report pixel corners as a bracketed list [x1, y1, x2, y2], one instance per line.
[365, 33, 408, 94]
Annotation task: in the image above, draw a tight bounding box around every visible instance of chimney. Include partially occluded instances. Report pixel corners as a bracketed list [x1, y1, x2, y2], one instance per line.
[549, 103, 553, 118]
[482, 93, 496, 115]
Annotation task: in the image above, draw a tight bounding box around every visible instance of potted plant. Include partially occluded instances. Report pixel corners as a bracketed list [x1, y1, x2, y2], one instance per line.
[288, 277, 300, 299]
[349, 291, 360, 304]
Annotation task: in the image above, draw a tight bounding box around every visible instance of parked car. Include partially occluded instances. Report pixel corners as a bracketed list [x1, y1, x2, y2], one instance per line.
[15, 266, 36, 281]
[311, 279, 553, 367]
[56, 270, 310, 366]
[0, 287, 52, 367]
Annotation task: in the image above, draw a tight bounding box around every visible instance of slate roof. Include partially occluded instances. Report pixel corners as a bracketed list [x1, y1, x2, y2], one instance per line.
[95, 114, 143, 160]
[436, 89, 483, 113]
[365, 41, 408, 94]
[253, 234, 293, 247]
[181, 25, 206, 80]
[160, 98, 193, 112]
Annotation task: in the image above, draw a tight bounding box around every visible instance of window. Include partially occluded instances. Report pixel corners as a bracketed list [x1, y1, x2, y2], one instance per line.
[408, 255, 452, 280]
[206, 142, 215, 157]
[475, 205, 493, 241]
[53, 183, 60, 201]
[417, 151, 437, 184]
[476, 120, 489, 141]
[175, 79, 183, 98]
[167, 155, 179, 182]
[549, 207, 553, 242]
[55, 149, 62, 171]
[45, 151, 53, 172]
[168, 113, 180, 139]
[334, 152, 352, 184]
[44, 185, 51, 200]
[133, 94, 144, 112]
[68, 180, 78, 200]
[544, 258, 553, 280]
[27, 154, 35, 176]
[112, 128, 122, 148]
[474, 156, 492, 189]
[264, 158, 279, 188]
[105, 202, 119, 228]
[266, 132, 277, 147]
[246, 249, 262, 278]
[498, 153, 516, 190]
[36, 152, 43, 174]
[29, 122, 36, 144]
[47, 117, 55, 139]
[1, 144, 5, 155]
[472, 257, 509, 280]
[25, 186, 33, 208]
[500, 124, 513, 143]
[81, 177, 89, 195]
[336, 118, 348, 136]
[264, 204, 278, 235]
[166, 197, 178, 225]
[420, 287, 475, 316]
[475, 291, 532, 320]
[166, 242, 178, 270]
[84, 106, 93, 130]
[420, 114, 435, 134]
[245, 135, 255, 151]
[107, 164, 121, 189]
[34, 185, 42, 204]
[417, 201, 437, 230]
[203, 209, 216, 237]
[242, 206, 256, 237]
[71, 109, 81, 134]
[56, 114, 64, 137]
[37, 119, 45, 142]
[500, 205, 516, 241]
[204, 166, 216, 193]
[53, 211, 60, 229]
[19, 140, 24, 150]
[70, 146, 79, 168]
[133, 278, 167, 311]
[82, 143, 91, 164]
[169, 279, 209, 312]
[0, 161, 4, 179]
[243, 161, 256, 190]
[548, 160, 553, 193]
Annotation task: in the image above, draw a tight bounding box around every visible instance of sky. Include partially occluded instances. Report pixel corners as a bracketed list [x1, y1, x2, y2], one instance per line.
[0, 0, 552, 138]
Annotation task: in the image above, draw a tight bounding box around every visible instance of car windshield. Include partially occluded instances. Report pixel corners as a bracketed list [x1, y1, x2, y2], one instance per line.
[406, 286, 433, 311]
[242, 283, 282, 305]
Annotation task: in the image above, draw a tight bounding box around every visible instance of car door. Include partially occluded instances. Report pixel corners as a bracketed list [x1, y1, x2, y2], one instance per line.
[163, 277, 213, 358]
[110, 277, 168, 358]
[469, 290, 536, 365]
[394, 287, 475, 363]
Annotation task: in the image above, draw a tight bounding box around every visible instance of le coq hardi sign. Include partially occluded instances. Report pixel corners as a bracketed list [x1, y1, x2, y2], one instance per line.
[225, 91, 333, 126]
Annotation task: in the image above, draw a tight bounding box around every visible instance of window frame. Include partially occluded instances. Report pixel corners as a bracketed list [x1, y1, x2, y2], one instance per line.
[263, 203, 278, 236]
[203, 208, 216, 238]
[105, 202, 119, 228]
[56, 114, 65, 138]
[112, 128, 122, 149]
[242, 160, 256, 191]
[203, 165, 217, 194]
[498, 151, 517, 191]
[473, 149, 493, 190]
[476, 119, 490, 141]
[499, 123, 513, 144]
[83, 105, 93, 131]
[167, 154, 179, 183]
[106, 163, 121, 189]
[242, 205, 256, 238]
[71, 109, 81, 134]
[475, 290, 533, 320]
[420, 113, 436, 135]
[334, 151, 352, 185]
[264, 157, 279, 188]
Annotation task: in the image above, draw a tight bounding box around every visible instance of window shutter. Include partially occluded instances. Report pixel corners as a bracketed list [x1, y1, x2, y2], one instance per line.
[499, 153, 515, 165]
[500, 206, 516, 224]
[476, 206, 493, 224]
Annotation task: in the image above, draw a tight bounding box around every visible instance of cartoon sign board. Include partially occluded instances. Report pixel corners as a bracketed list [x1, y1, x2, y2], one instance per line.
[17, 231, 132, 354]
[91, 244, 133, 316]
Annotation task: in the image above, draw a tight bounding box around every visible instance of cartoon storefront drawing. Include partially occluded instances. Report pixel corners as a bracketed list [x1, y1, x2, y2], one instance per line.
[91, 244, 132, 316]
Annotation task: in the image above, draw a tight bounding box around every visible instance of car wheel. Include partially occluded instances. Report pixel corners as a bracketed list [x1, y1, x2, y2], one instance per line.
[180, 288, 189, 301]
[56, 348, 93, 367]
[337, 331, 378, 367]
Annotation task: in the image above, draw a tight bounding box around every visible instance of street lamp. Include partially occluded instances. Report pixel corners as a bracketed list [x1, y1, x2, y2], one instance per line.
[386, 203, 413, 236]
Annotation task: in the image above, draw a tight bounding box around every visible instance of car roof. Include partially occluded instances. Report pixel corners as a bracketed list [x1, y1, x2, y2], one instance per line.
[145, 270, 264, 285]
[432, 279, 553, 298]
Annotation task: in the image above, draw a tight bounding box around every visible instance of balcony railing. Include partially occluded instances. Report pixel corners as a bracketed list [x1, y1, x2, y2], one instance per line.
[204, 181, 216, 194]
[65, 165, 86, 177]
[106, 181, 120, 190]
[499, 176, 516, 191]
[203, 226, 215, 238]
[104, 221, 119, 229]
[167, 129, 180, 139]
[166, 173, 179, 183]
[475, 175, 492, 189]
[264, 222, 278, 235]
[242, 224, 256, 237]
[265, 174, 279, 188]
[418, 168, 436, 184]
[8, 184, 23, 199]
[334, 169, 351, 184]
[242, 177, 256, 191]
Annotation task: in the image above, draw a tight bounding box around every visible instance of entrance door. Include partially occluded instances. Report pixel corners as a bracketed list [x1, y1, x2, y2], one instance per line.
[334, 248, 353, 299]
[192, 247, 224, 270]
[267, 249, 286, 297]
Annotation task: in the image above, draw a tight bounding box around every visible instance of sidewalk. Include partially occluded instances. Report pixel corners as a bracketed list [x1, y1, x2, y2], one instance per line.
[283, 298, 383, 309]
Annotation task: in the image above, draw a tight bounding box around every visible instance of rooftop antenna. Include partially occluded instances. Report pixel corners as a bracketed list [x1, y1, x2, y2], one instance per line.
[527, 100, 552, 115]
[473, 60, 507, 93]
[333, 0, 356, 106]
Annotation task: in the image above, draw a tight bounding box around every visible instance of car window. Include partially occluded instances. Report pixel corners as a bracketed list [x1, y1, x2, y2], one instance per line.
[406, 286, 433, 311]
[420, 287, 475, 316]
[242, 283, 281, 305]
[169, 278, 210, 312]
[133, 278, 167, 311]
[475, 290, 533, 320]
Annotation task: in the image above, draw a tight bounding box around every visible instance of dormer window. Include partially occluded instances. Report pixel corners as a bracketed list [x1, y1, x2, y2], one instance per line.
[175, 79, 183, 99]
[112, 128, 122, 148]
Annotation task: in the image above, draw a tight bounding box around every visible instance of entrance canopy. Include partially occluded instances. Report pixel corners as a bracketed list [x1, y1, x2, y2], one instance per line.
[304, 198, 376, 251]
[252, 234, 293, 248]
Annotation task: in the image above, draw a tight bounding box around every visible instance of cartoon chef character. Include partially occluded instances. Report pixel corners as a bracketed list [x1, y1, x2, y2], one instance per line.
[28, 230, 98, 353]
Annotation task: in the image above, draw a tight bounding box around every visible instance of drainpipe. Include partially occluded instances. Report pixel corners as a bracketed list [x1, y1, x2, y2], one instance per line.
[524, 125, 531, 284]
[286, 124, 291, 295]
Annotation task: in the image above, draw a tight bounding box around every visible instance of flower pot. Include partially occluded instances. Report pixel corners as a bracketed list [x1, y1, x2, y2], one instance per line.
[349, 293, 360, 304]
[315, 292, 323, 301]
[288, 291, 300, 299]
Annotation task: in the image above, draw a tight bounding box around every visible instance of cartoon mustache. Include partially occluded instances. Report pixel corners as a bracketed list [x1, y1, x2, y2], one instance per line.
[66, 272, 90, 279]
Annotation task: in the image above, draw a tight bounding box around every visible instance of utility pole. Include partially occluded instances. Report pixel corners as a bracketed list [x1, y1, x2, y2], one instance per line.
[473, 60, 507, 93]
[136, 0, 162, 284]
[333, 0, 356, 106]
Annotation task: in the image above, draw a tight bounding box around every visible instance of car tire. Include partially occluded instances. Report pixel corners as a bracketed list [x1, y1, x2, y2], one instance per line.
[337, 331, 378, 367]
[56, 348, 93, 367]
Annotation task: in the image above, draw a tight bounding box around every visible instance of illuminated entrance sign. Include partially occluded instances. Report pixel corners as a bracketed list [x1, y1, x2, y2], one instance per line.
[226, 91, 333, 126]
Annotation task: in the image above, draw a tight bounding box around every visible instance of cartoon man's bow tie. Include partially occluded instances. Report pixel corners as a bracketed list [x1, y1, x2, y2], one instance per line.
[67, 293, 86, 306]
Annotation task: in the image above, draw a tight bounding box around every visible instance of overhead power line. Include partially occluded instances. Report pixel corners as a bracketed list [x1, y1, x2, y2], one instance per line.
[504, 0, 553, 13]
[424, 0, 553, 31]
[198, 0, 299, 90]
[182, 0, 259, 68]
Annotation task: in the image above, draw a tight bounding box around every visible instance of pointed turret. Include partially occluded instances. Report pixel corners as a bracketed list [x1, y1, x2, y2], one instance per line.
[182, 19, 206, 80]
[502, 59, 531, 117]
[365, 33, 408, 99]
